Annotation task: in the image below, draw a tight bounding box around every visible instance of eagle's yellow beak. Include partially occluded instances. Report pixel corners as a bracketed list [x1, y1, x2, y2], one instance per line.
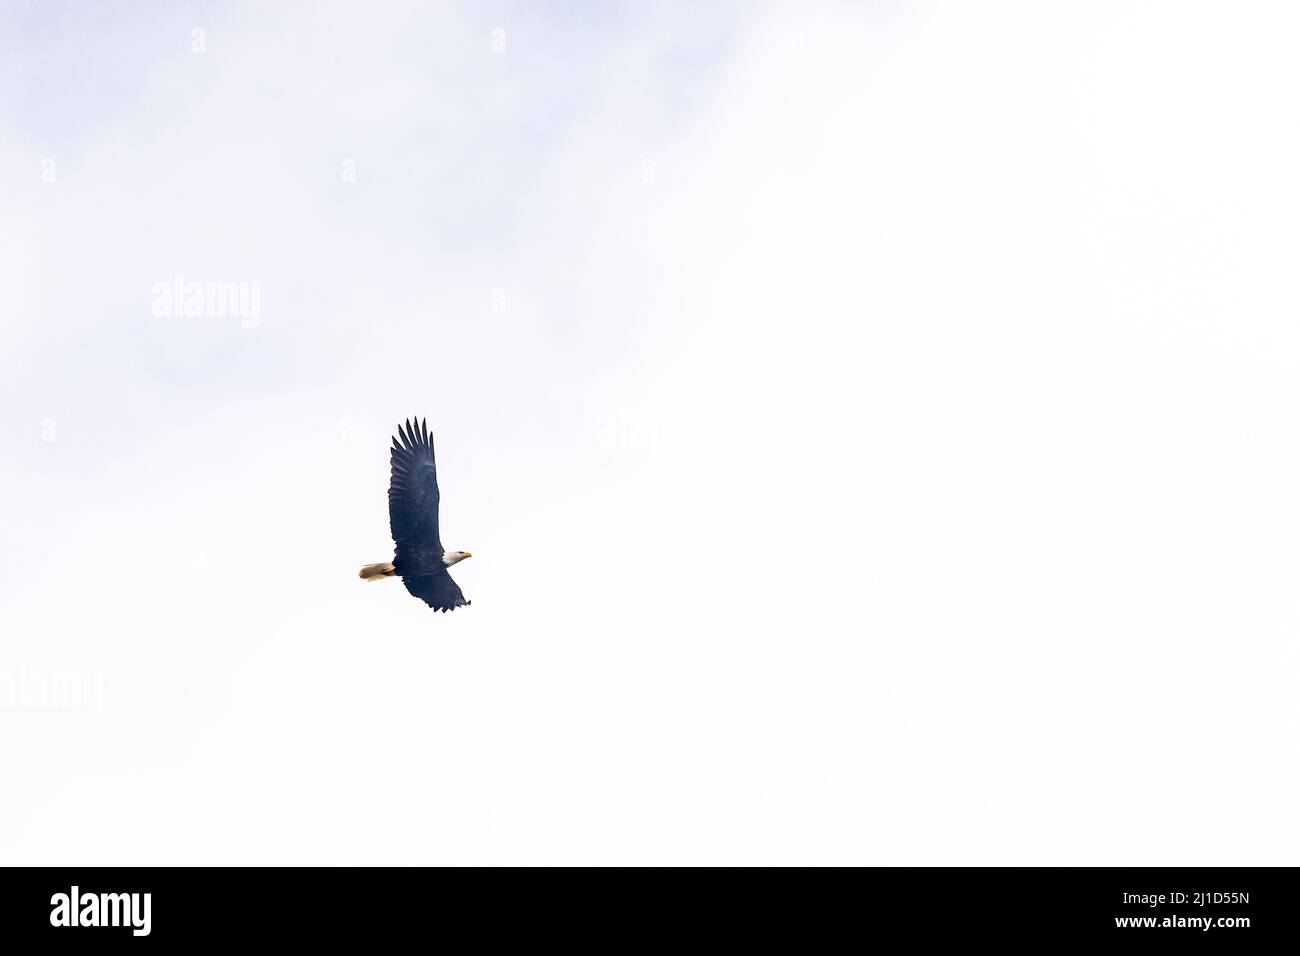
[463, 552, 473, 559]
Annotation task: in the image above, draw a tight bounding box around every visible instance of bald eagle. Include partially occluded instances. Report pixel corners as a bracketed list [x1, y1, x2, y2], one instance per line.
[359, 418, 472, 612]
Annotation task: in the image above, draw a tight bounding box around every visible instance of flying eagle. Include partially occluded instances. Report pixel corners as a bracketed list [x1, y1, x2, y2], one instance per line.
[359, 418, 472, 612]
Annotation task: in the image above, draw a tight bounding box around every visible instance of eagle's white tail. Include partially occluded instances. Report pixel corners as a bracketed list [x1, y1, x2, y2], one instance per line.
[359, 562, 397, 580]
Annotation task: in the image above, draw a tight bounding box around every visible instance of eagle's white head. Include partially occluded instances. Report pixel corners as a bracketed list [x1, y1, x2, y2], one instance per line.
[442, 551, 472, 567]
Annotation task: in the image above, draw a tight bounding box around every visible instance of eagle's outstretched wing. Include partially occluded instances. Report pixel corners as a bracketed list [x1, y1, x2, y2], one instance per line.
[389, 417, 443, 565]
[401, 570, 470, 613]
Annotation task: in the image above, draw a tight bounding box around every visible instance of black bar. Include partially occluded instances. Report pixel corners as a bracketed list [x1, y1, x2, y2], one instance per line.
[0, 867, 1292, 944]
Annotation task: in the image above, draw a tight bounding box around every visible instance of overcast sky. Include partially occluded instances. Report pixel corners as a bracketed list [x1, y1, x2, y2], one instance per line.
[2, 0, 1299, 865]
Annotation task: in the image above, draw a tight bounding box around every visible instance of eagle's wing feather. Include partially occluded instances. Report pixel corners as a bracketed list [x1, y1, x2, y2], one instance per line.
[401, 570, 469, 612]
[388, 417, 443, 565]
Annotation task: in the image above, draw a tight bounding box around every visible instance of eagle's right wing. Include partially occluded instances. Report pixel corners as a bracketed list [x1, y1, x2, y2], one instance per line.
[388, 417, 443, 564]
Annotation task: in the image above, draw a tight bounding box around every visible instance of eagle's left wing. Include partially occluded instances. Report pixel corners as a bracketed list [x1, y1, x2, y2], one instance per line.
[401, 570, 470, 613]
